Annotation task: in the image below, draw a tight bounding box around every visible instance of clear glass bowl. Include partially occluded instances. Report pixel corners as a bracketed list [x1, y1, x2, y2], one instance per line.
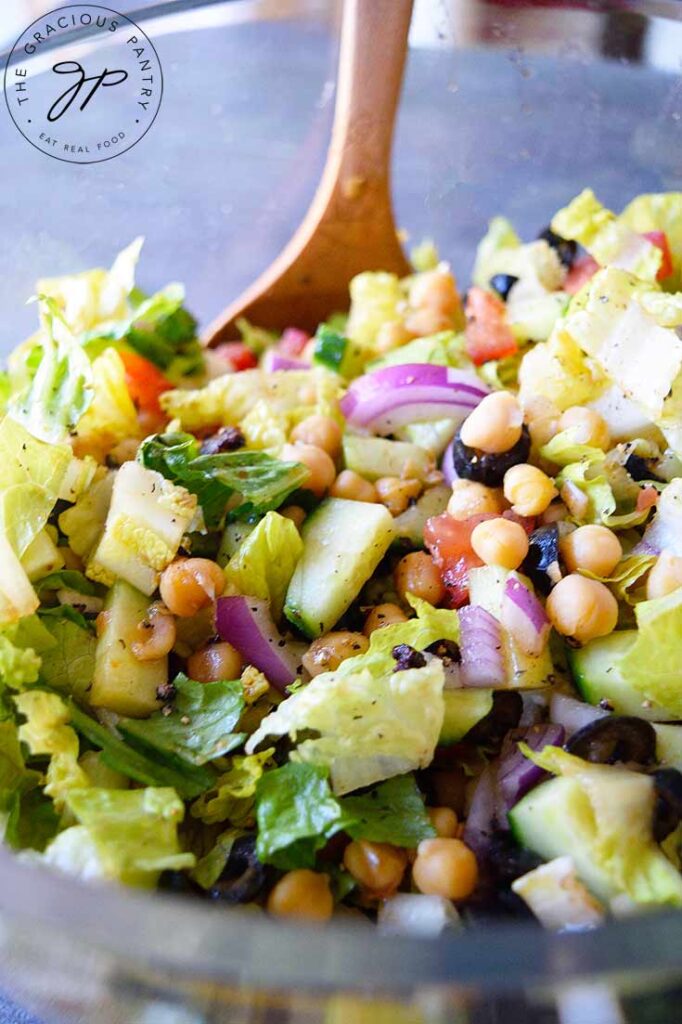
[1, 1, 682, 1020]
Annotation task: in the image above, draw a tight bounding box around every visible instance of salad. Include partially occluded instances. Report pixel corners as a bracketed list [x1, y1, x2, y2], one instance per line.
[2, 190, 682, 935]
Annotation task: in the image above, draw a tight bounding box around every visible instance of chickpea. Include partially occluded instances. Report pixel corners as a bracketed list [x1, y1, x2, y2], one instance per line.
[427, 807, 459, 839]
[375, 476, 422, 517]
[330, 470, 378, 503]
[302, 631, 368, 677]
[394, 551, 446, 605]
[470, 517, 529, 570]
[187, 641, 243, 682]
[280, 505, 306, 529]
[290, 415, 342, 458]
[363, 603, 408, 636]
[159, 558, 225, 618]
[560, 525, 622, 577]
[404, 307, 454, 337]
[546, 574, 618, 644]
[375, 320, 413, 355]
[559, 406, 610, 451]
[447, 479, 503, 520]
[523, 395, 561, 449]
[460, 391, 524, 454]
[281, 443, 336, 498]
[131, 602, 176, 661]
[107, 437, 139, 465]
[412, 838, 478, 901]
[647, 550, 682, 600]
[503, 464, 557, 517]
[343, 840, 407, 897]
[267, 869, 333, 922]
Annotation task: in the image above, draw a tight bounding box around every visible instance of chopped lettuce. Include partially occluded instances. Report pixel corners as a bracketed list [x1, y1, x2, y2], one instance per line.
[37, 615, 96, 700]
[118, 287, 202, 380]
[239, 399, 288, 454]
[86, 460, 197, 594]
[518, 329, 606, 412]
[255, 764, 435, 869]
[410, 238, 440, 272]
[160, 367, 342, 434]
[346, 271, 402, 350]
[582, 553, 657, 605]
[8, 297, 93, 444]
[14, 690, 90, 810]
[189, 827, 245, 889]
[224, 511, 303, 620]
[67, 699, 215, 800]
[190, 748, 274, 826]
[621, 192, 682, 290]
[0, 719, 42, 846]
[44, 786, 194, 886]
[246, 655, 444, 795]
[117, 674, 245, 767]
[70, 348, 139, 462]
[0, 625, 41, 693]
[472, 216, 521, 288]
[368, 331, 468, 371]
[551, 189, 662, 281]
[58, 469, 114, 561]
[521, 745, 682, 907]
[138, 432, 309, 528]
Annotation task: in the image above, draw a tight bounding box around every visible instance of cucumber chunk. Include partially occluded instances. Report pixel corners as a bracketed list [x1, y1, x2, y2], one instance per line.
[567, 632, 679, 721]
[439, 689, 493, 745]
[284, 498, 394, 638]
[91, 580, 165, 717]
[342, 436, 433, 482]
[393, 486, 450, 548]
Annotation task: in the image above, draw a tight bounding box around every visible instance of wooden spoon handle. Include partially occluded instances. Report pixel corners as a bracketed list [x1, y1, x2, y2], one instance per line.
[321, 0, 414, 215]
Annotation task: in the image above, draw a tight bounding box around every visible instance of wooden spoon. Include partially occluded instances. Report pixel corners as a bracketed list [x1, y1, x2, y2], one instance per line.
[204, 0, 414, 345]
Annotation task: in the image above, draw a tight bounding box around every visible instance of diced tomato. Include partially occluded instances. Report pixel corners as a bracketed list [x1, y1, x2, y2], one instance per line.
[464, 287, 518, 366]
[636, 486, 658, 514]
[120, 350, 173, 417]
[424, 512, 486, 607]
[213, 341, 259, 372]
[564, 254, 599, 295]
[278, 327, 310, 358]
[643, 230, 674, 281]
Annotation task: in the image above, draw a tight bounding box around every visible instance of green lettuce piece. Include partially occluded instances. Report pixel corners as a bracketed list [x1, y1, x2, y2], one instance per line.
[256, 761, 351, 869]
[190, 748, 274, 825]
[255, 765, 435, 870]
[46, 786, 194, 886]
[70, 348, 139, 461]
[224, 511, 303, 620]
[410, 238, 440, 272]
[8, 788, 60, 853]
[239, 399, 289, 454]
[0, 719, 42, 846]
[0, 534, 39, 625]
[540, 429, 605, 469]
[35, 571, 98, 596]
[368, 331, 468, 371]
[117, 674, 245, 767]
[8, 297, 93, 444]
[138, 432, 309, 528]
[342, 774, 436, 847]
[58, 469, 114, 561]
[67, 699, 216, 800]
[520, 744, 682, 907]
[551, 189, 662, 281]
[14, 690, 90, 810]
[37, 615, 96, 700]
[0, 626, 41, 693]
[621, 192, 682, 290]
[518, 328, 607, 412]
[160, 367, 342, 434]
[582, 553, 657, 605]
[122, 288, 202, 380]
[346, 271, 402, 350]
[236, 317, 278, 355]
[560, 267, 682, 452]
[336, 593, 460, 679]
[472, 216, 521, 288]
[0, 372, 10, 413]
[246, 655, 444, 795]
[190, 827, 246, 889]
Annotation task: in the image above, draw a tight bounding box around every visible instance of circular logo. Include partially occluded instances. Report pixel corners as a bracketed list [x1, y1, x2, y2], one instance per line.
[4, 4, 163, 164]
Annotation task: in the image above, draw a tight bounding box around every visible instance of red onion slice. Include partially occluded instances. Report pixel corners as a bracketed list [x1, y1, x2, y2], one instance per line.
[496, 723, 565, 817]
[501, 577, 550, 658]
[216, 596, 306, 692]
[549, 693, 608, 738]
[340, 364, 489, 435]
[462, 764, 497, 858]
[262, 351, 310, 372]
[441, 436, 460, 487]
[458, 605, 507, 688]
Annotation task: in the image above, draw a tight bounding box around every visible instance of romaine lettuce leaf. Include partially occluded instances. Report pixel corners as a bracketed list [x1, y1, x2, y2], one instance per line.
[346, 271, 402, 350]
[8, 297, 93, 444]
[138, 432, 309, 528]
[518, 328, 607, 412]
[0, 625, 41, 694]
[410, 239, 440, 272]
[0, 719, 42, 845]
[70, 348, 139, 462]
[342, 774, 436, 847]
[246, 656, 444, 795]
[189, 827, 246, 889]
[472, 216, 521, 288]
[368, 331, 468, 371]
[551, 189, 662, 281]
[117, 674, 245, 767]
[45, 786, 194, 886]
[14, 690, 90, 810]
[190, 748, 274, 825]
[224, 511, 303, 620]
[621, 192, 682, 290]
[58, 469, 114, 561]
[36, 615, 96, 700]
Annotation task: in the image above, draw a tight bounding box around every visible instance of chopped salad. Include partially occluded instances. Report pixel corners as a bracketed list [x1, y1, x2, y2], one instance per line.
[2, 190, 682, 933]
